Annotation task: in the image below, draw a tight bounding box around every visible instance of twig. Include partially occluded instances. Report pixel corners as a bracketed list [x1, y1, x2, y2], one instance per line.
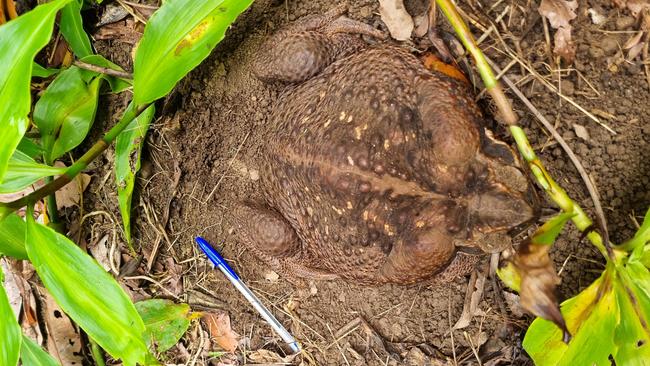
[483, 55, 610, 256]
[73, 60, 133, 80]
[434, 0, 612, 259]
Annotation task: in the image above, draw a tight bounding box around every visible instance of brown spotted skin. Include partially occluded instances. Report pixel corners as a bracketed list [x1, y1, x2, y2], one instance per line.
[238, 11, 537, 285]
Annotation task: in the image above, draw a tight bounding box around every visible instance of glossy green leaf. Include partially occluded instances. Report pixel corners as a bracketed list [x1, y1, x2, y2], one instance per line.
[60, 0, 93, 57]
[0, 268, 21, 366]
[133, 0, 254, 104]
[136, 299, 194, 353]
[17, 137, 44, 159]
[32, 63, 60, 78]
[0, 150, 66, 194]
[33, 66, 101, 163]
[0, 213, 27, 260]
[115, 104, 155, 246]
[25, 216, 149, 365]
[79, 54, 132, 93]
[0, 0, 72, 182]
[532, 212, 575, 246]
[20, 335, 61, 366]
[623, 207, 650, 251]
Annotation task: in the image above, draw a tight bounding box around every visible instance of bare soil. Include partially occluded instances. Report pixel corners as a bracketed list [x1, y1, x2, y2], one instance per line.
[84, 0, 650, 364]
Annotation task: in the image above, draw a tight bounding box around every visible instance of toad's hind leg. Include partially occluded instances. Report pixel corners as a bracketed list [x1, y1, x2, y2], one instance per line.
[252, 8, 383, 84]
[234, 203, 339, 280]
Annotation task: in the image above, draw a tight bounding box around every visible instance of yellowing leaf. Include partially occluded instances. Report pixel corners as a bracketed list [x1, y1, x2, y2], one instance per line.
[135, 299, 195, 353]
[133, 0, 254, 104]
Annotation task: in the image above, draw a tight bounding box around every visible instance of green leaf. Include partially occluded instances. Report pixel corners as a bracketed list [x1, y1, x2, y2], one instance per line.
[0, 270, 21, 366]
[0, 0, 72, 182]
[0, 150, 67, 194]
[613, 277, 650, 365]
[25, 216, 149, 365]
[17, 137, 44, 159]
[60, 0, 93, 57]
[532, 212, 575, 246]
[115, 104, 155, 246]
[33, 66, 101, 163]
[133, 0, 254, 104]
[79, 54, 132, 93]
[32, 63, 60, 78]
[623, 207, 650, 252]
[136, 299, 194, 353]
[20, 335, 62, 366]
[0, 213, 27, 259]
[523, 273, 606, 365]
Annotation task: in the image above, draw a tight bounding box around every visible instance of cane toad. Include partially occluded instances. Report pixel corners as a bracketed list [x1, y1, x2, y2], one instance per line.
[236, 7, 536, 284]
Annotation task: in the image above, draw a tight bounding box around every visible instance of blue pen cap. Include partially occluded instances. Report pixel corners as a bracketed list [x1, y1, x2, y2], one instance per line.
[195, 236, 239, 280]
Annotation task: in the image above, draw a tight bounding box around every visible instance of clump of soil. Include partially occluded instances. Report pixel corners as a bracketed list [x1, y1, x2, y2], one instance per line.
[85, 0, 649, 364]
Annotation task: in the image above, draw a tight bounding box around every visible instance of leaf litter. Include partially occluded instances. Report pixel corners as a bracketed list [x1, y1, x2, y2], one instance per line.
[538, 0, 578, 63]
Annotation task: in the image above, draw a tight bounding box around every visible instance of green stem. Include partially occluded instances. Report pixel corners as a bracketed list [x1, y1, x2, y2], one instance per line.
[89, 338, 106, 366]
[0, 101, 150, 217]
[435, 0, 610, 258]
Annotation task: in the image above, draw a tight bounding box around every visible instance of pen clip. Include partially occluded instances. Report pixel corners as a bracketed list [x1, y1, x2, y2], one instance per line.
[195, 236, 239, 280]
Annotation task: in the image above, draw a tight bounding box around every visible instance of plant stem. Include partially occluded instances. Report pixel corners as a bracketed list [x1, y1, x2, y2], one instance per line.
[434, 0, 611, 259]
[0, 101, 149, 217]
[89, 338, 107, 366]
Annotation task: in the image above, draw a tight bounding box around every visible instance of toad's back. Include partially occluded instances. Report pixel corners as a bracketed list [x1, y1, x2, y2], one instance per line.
[236, 7, 536, 284]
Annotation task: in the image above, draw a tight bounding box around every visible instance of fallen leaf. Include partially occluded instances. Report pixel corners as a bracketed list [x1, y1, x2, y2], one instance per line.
[587, 8, 607, 25]
[55, 172, 90, 209]
[539, 0, 577, 28]
[539, 0, 578, 63]
[453, 270, 486, 330]
[39, 288, 84, 365]
[379, 0, 414, 41]
[503, 292, 525, 317]
[248, 349, 296, 363]
[573, 124, 590, 141]
[263, 270, 279, 283]
[626, 0, 650, 16]
[1, 259, 21, 318]
[203, 311, 240, 353]
[89, 234, 118, 273]
[96, 2, 129, 27]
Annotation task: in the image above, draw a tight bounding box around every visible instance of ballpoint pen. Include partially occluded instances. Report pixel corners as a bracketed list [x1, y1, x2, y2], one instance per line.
[195, 236, 301, 354]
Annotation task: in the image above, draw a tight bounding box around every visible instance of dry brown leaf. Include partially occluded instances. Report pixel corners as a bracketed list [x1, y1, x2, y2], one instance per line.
[1, 259, 21, 318]
[553, 26, 577, 63]
[539, 0, 577, 28]
[55, 172, 90, 209]
[202, 311, 240, 353]
[511, 240, 568, 340]
[539, 0, 578, 63]
[248, 349, 296, 363]
[40, 289, 84, 365]
[453, 270, 486, 330]
[573, 124, 590, 141]
[588, 8, 607, 24]
[627, 0, 650, 16]
[379, 0, 414, 41]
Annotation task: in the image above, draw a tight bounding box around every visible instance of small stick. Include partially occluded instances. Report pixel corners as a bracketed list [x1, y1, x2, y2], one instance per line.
[73, 60, 133, 80]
